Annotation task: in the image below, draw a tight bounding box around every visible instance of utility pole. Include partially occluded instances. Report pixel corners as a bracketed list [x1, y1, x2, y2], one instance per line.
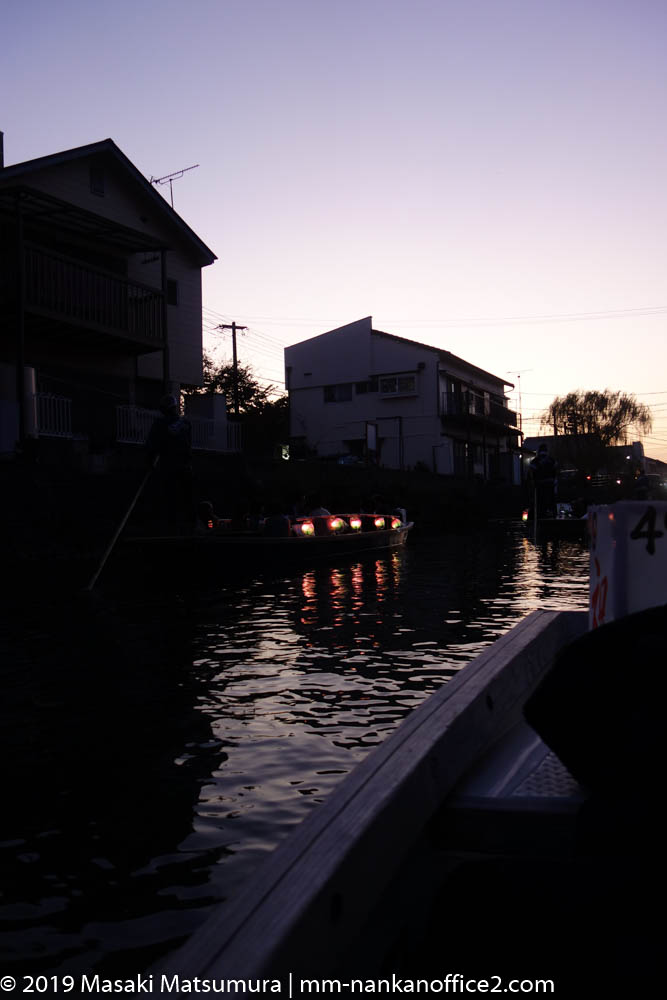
[217, 322, 248, 416]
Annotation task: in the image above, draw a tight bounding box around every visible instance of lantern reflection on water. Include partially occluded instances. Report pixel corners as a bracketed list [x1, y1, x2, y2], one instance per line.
[299, 554, 404, 628]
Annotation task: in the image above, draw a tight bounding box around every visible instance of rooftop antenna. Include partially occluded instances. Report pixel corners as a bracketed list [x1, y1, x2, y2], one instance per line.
[150, 163, 199, 208]
[507, 369, 532, 433]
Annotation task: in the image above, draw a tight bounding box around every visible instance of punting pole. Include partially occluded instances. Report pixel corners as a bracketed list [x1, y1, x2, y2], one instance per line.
[83, 458, 158, 592]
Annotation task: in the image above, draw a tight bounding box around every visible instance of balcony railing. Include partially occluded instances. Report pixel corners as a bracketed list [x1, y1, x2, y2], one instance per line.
[36, 392, 72, 438]
[441, 391, 517, 429]
[116, 405, 158, 445]
[189, 416, 242, 453]
[116, 406, 242, 453]
[489, 399, 518, 428]
[24, 245, 164, 345]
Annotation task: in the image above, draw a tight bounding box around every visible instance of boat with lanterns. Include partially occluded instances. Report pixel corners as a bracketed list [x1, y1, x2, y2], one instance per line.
[119, 511, 413, 580]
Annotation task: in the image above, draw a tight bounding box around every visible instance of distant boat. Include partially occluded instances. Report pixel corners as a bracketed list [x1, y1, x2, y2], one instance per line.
[521, 506, 589, 541]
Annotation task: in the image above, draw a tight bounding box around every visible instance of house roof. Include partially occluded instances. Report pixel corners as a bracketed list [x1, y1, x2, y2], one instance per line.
[0, 138, 216, 264]
[371, 327, 513, 390]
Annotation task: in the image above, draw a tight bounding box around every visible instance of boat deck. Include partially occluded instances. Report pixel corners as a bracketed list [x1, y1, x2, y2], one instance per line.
[439, 719, 585, 856]
[338, 719, 590, 978]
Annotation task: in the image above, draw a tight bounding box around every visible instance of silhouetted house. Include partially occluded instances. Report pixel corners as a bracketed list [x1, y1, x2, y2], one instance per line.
[285, 317, 520, 481]
[0, 135, 225, 463]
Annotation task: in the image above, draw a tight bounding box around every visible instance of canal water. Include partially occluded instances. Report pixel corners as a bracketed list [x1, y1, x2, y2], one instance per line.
[0, 527, 589, 977]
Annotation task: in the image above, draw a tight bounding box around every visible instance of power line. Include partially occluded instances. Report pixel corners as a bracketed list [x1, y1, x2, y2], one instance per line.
[201, 304, 667, 330]
[204, 324, 286, 378]
[380, 306, 667, 328]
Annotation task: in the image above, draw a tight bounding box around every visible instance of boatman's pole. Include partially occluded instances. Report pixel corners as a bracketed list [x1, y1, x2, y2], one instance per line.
[83, 457, 158, 592]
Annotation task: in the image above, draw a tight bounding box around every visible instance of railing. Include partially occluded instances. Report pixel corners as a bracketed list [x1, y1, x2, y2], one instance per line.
[25, 245, 164, 344]
[116, 406, 242, 453]
[189, 416, 242, 453]
[36, 393, 72, 438]
[116, 405, 158, 445]
[441, 391, 517, 429]
[489, 399, 518, 428]
[441, 390, 486, 418]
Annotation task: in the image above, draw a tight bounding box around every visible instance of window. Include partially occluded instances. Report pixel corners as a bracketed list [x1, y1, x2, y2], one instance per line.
[379, 373, 417, 395]
[324, 383, 353, 403]
[355, 377, 378, 394]
[166, 279, 179, 306]
[89, 165, 105, 196]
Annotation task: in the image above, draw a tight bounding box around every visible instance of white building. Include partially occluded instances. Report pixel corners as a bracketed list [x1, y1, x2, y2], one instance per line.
[285, 317, 520, 482]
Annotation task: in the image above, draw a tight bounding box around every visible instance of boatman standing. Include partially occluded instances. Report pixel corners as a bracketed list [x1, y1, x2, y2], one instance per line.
[530, 443, 558, 518]
[146, 394, 194, 531]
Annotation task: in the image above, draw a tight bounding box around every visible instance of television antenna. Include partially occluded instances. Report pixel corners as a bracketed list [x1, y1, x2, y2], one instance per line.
[150, 163, 199, 208]
[507, 369, 532, 433]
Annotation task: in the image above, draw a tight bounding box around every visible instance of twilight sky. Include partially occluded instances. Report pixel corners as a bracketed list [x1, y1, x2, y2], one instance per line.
[4, 0, 667, 457]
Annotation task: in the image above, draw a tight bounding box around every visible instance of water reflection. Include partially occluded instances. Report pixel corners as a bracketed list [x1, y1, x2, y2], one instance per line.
[299, 553, 402, 635]
[0, 527, 588, 975]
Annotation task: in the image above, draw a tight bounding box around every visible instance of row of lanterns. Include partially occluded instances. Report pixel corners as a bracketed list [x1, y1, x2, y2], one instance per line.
[297, 514, 403, 537]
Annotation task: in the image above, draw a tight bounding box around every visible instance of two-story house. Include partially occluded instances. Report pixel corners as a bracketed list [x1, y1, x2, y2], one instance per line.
[285, 317, 520, 482]
[0, 135, 217, 458]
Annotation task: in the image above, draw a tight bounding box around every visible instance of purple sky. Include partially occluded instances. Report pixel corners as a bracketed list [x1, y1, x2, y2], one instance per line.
[4, 0, 667, 457]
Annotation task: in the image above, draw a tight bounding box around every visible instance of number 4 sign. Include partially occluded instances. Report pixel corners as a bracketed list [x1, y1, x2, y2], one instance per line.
[589, 502, 667, 628]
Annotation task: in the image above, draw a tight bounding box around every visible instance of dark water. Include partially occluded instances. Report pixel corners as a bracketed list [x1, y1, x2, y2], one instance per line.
[0, 528, 588, 976]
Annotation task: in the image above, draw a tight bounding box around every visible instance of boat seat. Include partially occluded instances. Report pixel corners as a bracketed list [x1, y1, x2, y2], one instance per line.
[433, 720, 587, 857]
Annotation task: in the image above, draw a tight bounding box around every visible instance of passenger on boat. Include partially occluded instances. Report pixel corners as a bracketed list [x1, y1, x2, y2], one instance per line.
[263, 501, 291, 537]
[146, 394, 194, 530]
[307, 494, 331, 516]
[195, 500, 223, 533]
[307, 495, 332, 535]
[244, 501, 264, 532]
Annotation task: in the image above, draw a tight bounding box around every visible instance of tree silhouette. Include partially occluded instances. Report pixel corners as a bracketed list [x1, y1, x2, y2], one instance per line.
[198, 353, 275, 413]
[541, 389, 652, 447]
[187, 353, 289, 455]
